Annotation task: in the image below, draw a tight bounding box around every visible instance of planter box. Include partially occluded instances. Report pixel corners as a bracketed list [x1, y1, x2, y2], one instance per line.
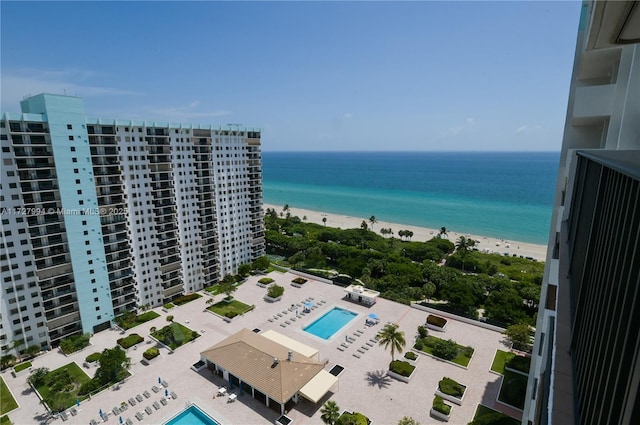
[257, 282, 270, 288]
[404, 352, 420, 365]
[435, 387, 466, 406]
[12, 366, 31, 377]
[142, 355, 159, 365]
[264, 295, 282, 303]
[387, 367, 416, 383]
[426, 314, 448, 332]
[430, 407, 451, 422]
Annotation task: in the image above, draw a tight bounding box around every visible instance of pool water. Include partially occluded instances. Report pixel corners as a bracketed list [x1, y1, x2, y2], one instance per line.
[164, 405, 219, 425]
[304, 307, 357, 339]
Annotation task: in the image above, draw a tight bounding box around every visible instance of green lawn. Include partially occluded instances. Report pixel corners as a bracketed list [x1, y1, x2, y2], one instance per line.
[35, 363, 92, 412]
[151, 322, 200, 350]
[472, 405, 520, 425]
[491, 350, 515, 374]
[498, 370, 528, 410]
[0, 377, 18, 415]
[414, 336, 474, 367]
[115, 311, 160, 330]
[0, 415, 12, 425]
[207, 299, 254, 319]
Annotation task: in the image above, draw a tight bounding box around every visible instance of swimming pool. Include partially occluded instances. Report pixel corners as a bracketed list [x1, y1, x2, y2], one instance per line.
[164, 405, 220, 425]
[304, 307, 357, 339]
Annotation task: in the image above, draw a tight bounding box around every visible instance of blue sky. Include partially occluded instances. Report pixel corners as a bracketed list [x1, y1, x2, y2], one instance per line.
[1, 1, 582, 151]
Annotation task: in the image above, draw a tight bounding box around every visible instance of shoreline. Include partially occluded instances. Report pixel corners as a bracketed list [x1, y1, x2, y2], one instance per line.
[264, 203, 548, 262]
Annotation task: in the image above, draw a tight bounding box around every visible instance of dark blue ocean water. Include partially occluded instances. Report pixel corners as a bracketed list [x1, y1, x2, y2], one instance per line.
[262, 151, 559, 245]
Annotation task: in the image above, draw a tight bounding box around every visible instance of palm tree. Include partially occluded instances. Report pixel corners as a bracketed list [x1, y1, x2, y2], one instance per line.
[407, 230, 414, 241]
[398, 230, 406, 240]
[455, 236, 476, 271]
[360, 220, 368, 231]
[380, 228, 388, 238]
[320, 400, 340, 425]
[369, 215, 377, 231]
[439, 227, 447, 238]
[377, 323, 406, 362]
[322, 217, 327, 226]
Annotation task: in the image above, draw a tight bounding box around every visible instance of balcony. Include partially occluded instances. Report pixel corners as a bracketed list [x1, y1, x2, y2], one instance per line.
[572, 84, 616, 126]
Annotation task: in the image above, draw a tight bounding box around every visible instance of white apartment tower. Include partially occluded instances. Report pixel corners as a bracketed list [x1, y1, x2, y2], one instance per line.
[523, 1, 639, 425]
[1, 94, 265, 354]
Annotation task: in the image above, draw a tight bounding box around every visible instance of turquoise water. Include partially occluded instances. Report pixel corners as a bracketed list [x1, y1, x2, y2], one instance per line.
[262, 151, 559, 245]
[164, 405, 219, 425]
[304, 307, 357, 339]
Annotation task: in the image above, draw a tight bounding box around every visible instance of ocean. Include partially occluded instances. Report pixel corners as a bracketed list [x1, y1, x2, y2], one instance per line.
[261, 151, 559, 245]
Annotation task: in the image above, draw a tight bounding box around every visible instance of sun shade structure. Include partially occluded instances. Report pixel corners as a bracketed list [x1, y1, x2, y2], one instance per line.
[200, 328, 334, 414]
[299, 370, 339, 403]
[344, 284, 379, 305]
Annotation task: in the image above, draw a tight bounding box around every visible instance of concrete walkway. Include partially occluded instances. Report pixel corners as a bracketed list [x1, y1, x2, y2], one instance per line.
[2, 271, 521, 425]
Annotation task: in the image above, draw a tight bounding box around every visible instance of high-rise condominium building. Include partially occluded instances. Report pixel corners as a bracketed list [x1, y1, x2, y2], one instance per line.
[523, 1, 639, 425]
[0, 93, 265, 354]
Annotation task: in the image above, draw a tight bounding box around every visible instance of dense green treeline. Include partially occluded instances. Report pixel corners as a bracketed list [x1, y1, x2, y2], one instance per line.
[264, 209, 543, 327]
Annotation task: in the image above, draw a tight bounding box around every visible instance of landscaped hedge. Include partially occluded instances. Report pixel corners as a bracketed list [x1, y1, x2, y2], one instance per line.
[115, 311, 160, 330]
[85, 353, 101, 363]
[259, 277, 275, 285]
[59, 334, 91, 355]
[439, 377, 465, 397]
[427, 314, 448, 328]
[389, 360, 416, 377]
[143, 347, 159, 361]
[433, 396, 451, 415]
[404, 351, 418, 361]
[505, 355, 531, 373]
[292, 277, 307, 284]
[117, 334, 144, 349]
[13, 361, 31, 373]
[337, 411, 370, 425]
[172, 293, 202, 306]
[163, 303, 174, 310]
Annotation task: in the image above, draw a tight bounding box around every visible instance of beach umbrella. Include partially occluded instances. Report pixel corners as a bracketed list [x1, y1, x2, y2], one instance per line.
[99, 409, 103, 417]
[119, 416, 123, 424]
[305, 302, 313, 307]
[76, 399, 80, 407]
[368, 313, 379, 320]
[165, 389, 169, 397]
[158, 377, 161, 384]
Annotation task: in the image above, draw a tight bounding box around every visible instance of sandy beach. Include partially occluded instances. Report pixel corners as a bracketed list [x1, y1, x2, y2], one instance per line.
[264, 203, 548, 262]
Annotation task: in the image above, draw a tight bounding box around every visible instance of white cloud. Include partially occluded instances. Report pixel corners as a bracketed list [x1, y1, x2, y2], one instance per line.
[440, 117, 475, 137]
[1, 68, 137, 111]
[343, 113, 353, 119]
[514, 124, 543, 134]
[146, 101, 231, 119]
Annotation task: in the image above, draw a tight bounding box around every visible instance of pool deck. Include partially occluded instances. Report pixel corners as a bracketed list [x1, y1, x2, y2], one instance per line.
[2, 271, 519, 425]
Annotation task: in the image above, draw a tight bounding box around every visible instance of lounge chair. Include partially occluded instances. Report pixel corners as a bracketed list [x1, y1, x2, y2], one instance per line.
[162, 380, 169, 387]
[290, 317, 297, 322]
[153, 401, 160, 410]
[357, 348, 365, 354]
[171, 391, 177, 399]
[160, 398, 168, 406]
[268, 318, 274, 322]
[284, 320, 291, 325]
[135, 412, 144, 421]
[352, 353, 361, 358]
[70, 408, 77, 416]
[112, 407, 119, 416]
[135, 394, 143, 402]
[361, 345, 369, 351]
[128, 398, 136, 406]
[280, 323, 286, 328]
[90, 420, 98, 425]
[125, 419, 133, 425]
[337, 346, 345, 351]
[143, 391, 151, 398]
[144, 407, 152, 415]
[152, 385, 160, 393]
[228, 393, 237, 403]
[365, 341, 374, 347]
[60, 411, 68, 422]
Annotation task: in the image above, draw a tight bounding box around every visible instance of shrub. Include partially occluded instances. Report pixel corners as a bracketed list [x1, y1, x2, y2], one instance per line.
[259, 277, 275, 285]
[432, 396, 451, 415]
[389, 360, 415, 377]
[267, 284, 285, 298]
[427, 314, 448, 328]
[172, 293, 201, 306]
[85, 353, 101, 363]
[417, 325, 428, 339]
[292, 277, 307, 284]
[59, 334, 90, 354]
[439, 377, 465, 398]
[337, 412, 369, 425]
[77, 380, 98, 396]
[404, 351, 417, 361]
[163, 303, 174, 309]
[433, 339, 458, 360]
[27, 367, 49, 387]
[167, 315, 174, 322]
[143, 347, 159, 360]
[117, 334, 144, 349]
[413, 340, 423, 351]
